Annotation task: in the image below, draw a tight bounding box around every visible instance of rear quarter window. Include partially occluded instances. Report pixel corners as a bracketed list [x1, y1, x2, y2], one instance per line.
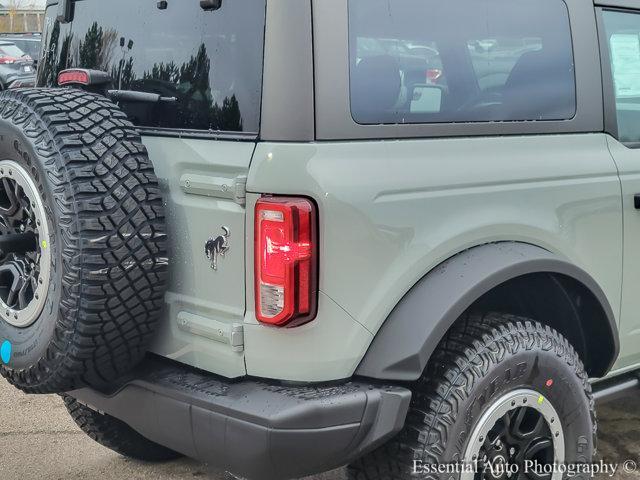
[38, 0, 266, 134]
[348, 0, 576, 125]
[0, 44, 27, 59]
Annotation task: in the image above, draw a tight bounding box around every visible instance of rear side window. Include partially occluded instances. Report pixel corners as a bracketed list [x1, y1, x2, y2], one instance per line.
[0, 44, 26, 59]
[38, 0, 266, 134]
[601, 10, 640, 146]
[11, 40, 40, 60]
[348, 0, 576, 125]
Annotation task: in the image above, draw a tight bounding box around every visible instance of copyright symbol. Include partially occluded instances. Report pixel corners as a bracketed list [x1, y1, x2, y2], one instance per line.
[624, 460, 637, 473]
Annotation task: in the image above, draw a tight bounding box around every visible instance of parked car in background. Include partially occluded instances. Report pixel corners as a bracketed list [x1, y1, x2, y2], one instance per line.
[0, 33, 41, 66]
[0, 41, 36, 89]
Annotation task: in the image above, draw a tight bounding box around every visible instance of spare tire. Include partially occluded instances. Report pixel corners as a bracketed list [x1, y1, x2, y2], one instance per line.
[0, 89, 168, 394]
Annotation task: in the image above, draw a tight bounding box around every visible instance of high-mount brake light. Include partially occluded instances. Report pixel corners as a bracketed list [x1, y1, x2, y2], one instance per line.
[255, 197, 318, 327]
[57, 69, 112, 87]
[57, 70, 91, 86]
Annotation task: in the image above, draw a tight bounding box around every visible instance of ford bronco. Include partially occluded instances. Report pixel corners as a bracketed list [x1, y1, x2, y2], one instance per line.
[1, 0, 640, 479]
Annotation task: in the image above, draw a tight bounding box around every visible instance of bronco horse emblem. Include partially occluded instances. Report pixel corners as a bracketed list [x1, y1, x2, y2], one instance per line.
[205, 227, 230, 271]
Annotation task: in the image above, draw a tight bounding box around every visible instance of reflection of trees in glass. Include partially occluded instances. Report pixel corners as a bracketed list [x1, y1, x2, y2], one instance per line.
[76, 22, 117, 71]
[112, 57, 135, 90]
[218, 95, 242, 132]
[147, 61, 179, 83]
[37, 20, 61, 86]
[39, 21, 244, 132]
[142, 44, 243, 131]
[57, 32, 73, 78]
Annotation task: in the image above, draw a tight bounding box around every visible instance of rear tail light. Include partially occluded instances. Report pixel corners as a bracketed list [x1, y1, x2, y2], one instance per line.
[0, 56, 17, 65]
[426, 68, 443, 83]
[255, 196, 318, 327]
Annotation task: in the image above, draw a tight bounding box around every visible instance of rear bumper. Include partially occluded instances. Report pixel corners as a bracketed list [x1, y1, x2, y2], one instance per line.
[69, 357, 412, 480]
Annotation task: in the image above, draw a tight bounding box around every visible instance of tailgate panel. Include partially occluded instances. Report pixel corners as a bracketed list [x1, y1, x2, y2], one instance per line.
[143, 136, 254, 378]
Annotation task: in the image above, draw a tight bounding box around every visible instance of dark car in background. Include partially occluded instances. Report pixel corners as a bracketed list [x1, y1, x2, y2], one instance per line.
[0, 33, 41, 65]
[0, 40, 36, 89]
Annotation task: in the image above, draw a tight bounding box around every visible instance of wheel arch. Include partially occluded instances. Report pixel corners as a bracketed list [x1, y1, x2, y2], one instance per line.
[355, 242, 619, 381]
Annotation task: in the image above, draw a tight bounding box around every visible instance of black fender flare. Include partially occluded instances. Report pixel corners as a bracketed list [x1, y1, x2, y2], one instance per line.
[355, 242, 619, 381]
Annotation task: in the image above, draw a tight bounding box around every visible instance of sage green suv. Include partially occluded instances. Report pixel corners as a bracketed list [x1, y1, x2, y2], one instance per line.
[1, 0, 640, 478]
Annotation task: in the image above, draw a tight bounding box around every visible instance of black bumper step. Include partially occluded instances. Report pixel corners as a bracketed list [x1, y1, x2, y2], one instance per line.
[69, 357, 412, 480]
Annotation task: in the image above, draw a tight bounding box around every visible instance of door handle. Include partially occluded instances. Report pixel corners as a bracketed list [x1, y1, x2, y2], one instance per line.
[200, 0, 222, 11]
[634, 194, 640, 210]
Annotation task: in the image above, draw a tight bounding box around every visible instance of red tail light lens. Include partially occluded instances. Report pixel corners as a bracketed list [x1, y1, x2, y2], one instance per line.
[255, 197, 318, 327]
[0, 56, 17, 65]
[426, 68, 443, 83]
[57, 69, 91, 86]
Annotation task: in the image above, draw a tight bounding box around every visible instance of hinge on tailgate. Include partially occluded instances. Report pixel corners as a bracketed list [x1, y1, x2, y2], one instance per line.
[180, 174, 247, 206]
[233, 175, 247, 206]
[177, 312, 244, 353]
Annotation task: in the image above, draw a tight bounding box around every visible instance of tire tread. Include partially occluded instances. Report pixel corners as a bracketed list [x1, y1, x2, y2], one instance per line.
[0, 88, 168, 394]
[348, 312, 596, 480]
[62, 395, 181, 462]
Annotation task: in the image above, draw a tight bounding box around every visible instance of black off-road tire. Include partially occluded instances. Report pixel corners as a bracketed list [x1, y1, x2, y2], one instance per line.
[0, 88, 168, 393]
[348, 313, 596, 479]
[63, 395, 182, 462]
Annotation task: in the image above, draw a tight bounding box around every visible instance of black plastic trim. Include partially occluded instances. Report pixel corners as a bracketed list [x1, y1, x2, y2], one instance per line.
[260, 0, 315, 142]
[356, 242, 619, 382]
[596, 0, 640, 8]
[593, 370, 640, 404]
[69, 357, 411, 480]
[137, 127, 258, 142]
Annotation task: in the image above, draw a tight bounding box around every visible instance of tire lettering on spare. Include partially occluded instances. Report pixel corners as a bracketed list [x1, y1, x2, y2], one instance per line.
[576, 435, 589, 464]
[13, 139, 30, 164]
[46, 297, 54, 315]
[14, 341, 37, 358]
[13, 139, 22, 156]
[563, 386, 586, 426]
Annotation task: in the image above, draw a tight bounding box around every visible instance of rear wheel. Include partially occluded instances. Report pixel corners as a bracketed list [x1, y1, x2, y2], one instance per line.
[348, 313, 595, 479]
[63, 395, 182, 462]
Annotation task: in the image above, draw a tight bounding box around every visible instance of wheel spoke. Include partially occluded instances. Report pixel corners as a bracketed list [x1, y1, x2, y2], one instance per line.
[482, 436, 493, 453]
[6, 276, 20, 308]
[18, 276, 31, 310]
[510, 408, 527, 438]
[498, 411, 511, 438]
[3, 177, 15, 204]
[527, 438, 553, 457]
[531, 415, 546, 437]
[13, 181, 21, 204]
[524, 467, 552, 480]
